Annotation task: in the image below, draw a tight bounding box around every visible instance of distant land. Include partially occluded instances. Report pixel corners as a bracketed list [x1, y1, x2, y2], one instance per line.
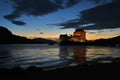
[60, 36, 120, 46]
[0, 26, 57, 44]
[0, 26, 120, 46]
[59, 28, 120, 46]
[90, 36, 120, 46]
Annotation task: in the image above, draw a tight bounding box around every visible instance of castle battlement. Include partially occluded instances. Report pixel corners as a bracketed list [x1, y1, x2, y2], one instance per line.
[59, 29, 86, 42]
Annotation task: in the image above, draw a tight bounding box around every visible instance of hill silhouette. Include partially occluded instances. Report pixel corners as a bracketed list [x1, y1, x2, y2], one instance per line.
[59, 33, 120, 46]
[0, 26, 13, 43]
[93, 36, 120, 46]
[0, 26, 57, 44]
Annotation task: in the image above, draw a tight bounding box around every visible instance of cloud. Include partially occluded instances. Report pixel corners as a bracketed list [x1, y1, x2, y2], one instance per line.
[40, 32, 44, 34]
[36, 29, 41, 30]
[4, 0, 107, 26]
[97, 30, 105, 33]
[4, 12, 21, 20]
[4, 0, 82, 25]
[90, 0, 107, 4]
[57, 1, 120, 30]
[81, 1, 120, 30]
[66, 0, 82, 7]
[11, 20, 26, 25]
[112, 0, 119, 2]
[55, 19, 88, 29]
[4, 0, 63, 25]
[87, 31, 97, 34]
[54, 0, 64, 5]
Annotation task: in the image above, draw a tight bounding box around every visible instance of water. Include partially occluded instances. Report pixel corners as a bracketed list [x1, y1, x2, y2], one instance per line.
[0, 44, 120, 70]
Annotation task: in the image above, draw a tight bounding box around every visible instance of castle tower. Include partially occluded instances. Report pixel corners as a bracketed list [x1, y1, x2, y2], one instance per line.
[72, 29, 86, 42]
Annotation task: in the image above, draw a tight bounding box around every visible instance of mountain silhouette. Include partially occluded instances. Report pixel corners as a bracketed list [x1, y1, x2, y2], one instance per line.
[0, 26, 56, 44]
[0, 26, 13, 43]
[93, 36, 120, 46]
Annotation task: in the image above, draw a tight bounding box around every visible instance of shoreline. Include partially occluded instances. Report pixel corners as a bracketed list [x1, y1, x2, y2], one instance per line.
[1, 61, 120, 79]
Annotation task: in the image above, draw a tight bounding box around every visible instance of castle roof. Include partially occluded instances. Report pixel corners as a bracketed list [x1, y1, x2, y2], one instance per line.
[75, 28, 85, 32]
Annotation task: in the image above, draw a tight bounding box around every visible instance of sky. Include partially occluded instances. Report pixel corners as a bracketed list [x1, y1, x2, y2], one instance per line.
[0, 0, 120, 40]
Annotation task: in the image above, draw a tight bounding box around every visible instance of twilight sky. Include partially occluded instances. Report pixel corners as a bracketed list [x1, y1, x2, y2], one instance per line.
[0, 0, 120, 40]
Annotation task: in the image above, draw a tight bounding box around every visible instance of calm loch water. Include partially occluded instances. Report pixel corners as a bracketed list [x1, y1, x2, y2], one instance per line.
[0, 44, 120, 70]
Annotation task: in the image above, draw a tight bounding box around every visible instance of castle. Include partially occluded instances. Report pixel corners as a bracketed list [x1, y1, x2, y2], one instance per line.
[59, 29, 86, 42]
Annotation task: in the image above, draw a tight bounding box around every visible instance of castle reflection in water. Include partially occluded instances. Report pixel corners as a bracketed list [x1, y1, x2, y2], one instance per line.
[59, 46, 87, 65]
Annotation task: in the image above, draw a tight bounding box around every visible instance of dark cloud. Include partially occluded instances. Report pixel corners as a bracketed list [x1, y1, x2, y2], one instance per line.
[81, 1, 120, 30]
[4, 0, 107, 26]
[11, 20, 26, 26]
[4, 0, 81, 25]
[91, 0, 101, 4]
[57, 1, 120, 30]
[4, 13, 20, 20]
[55, 19, 88, 29]
[4, 0, 63, 25]
[55, 0, 64, 5]
[90, 0, 107, 4]
[112, 0, 119, 2]
[36, 29, 40, 30]
[40, 32, 44, 34]
[66, 0, 81, 7]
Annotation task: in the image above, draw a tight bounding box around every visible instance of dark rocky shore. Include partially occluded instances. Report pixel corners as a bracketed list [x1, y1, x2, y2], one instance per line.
[0, 60, 120, 80]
